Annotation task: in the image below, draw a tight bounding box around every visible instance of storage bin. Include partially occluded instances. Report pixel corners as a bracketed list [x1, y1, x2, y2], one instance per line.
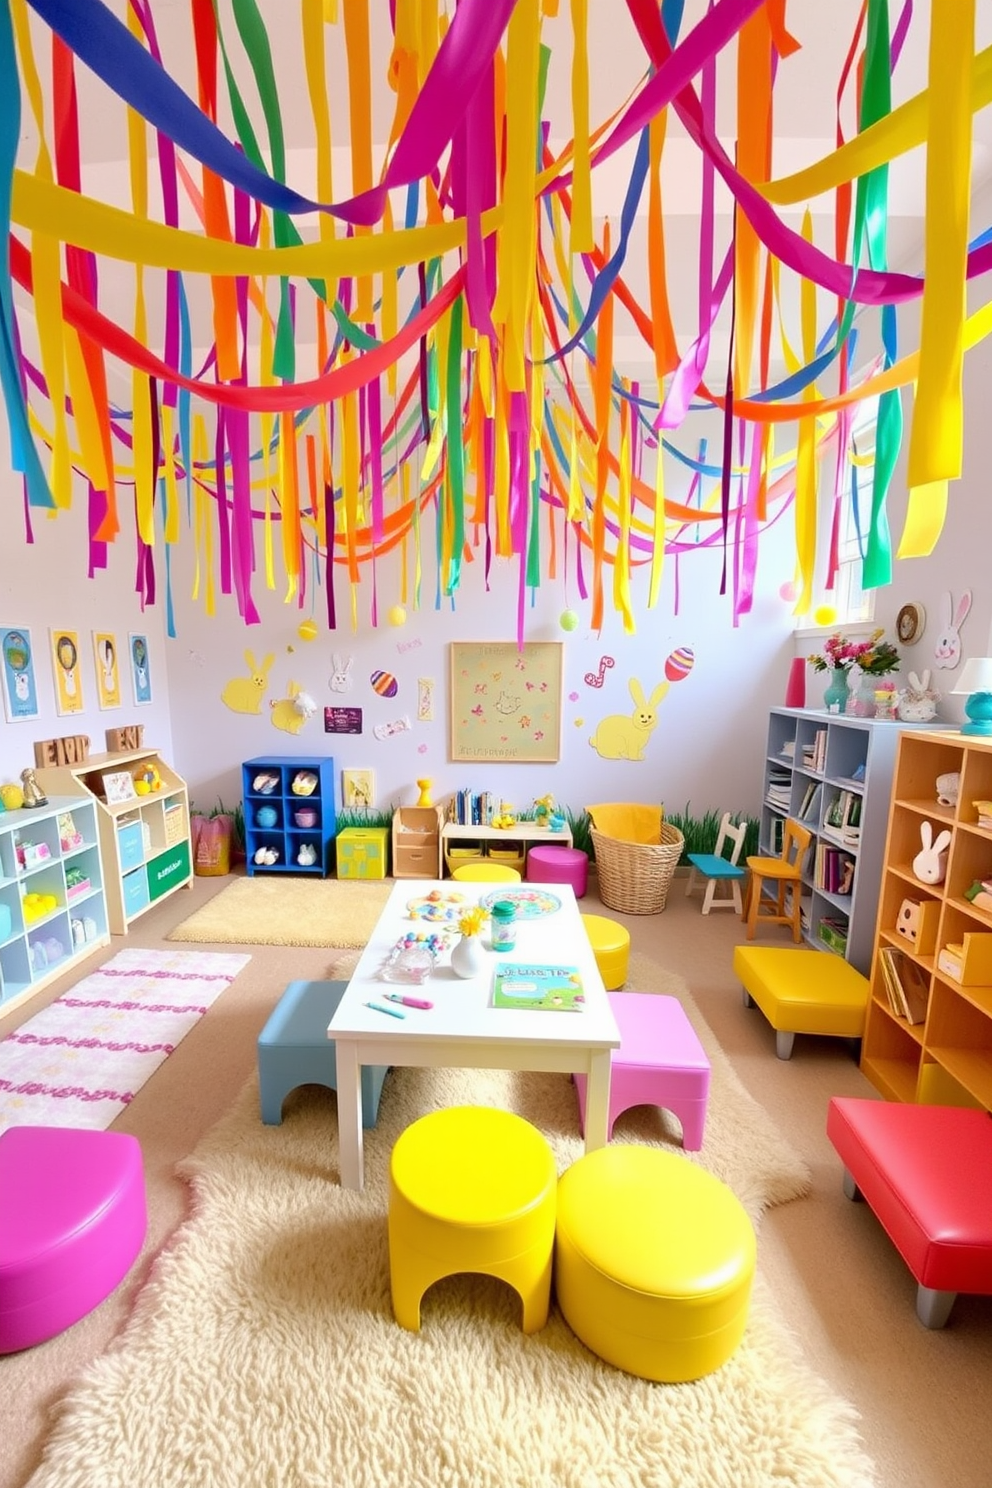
[122, 868, 150, 918]
[337, 827, 389, 879]
[148, 842, 192, 902]
[117, 821, 145, 873]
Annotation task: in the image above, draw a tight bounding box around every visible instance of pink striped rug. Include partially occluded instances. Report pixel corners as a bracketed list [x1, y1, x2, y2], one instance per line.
[0, 948, 250, 1133]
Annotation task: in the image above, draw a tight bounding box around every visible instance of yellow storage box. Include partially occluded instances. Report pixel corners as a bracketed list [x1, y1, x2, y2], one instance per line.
[336, 826, 389, 880]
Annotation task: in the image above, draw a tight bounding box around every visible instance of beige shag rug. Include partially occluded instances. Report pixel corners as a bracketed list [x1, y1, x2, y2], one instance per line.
[167, 874, 392, 947]
[26, 953, 878, 1488]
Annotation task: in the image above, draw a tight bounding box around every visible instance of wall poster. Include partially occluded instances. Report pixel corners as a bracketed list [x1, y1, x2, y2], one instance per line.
[0, 626, 39, 722]
[449, 642, 563, 763]
[50, 629, 84, 715]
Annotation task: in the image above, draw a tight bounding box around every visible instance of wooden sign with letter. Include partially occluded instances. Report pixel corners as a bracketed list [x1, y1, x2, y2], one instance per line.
[33, 734, 91, 767]
[105, 725, 145, 752]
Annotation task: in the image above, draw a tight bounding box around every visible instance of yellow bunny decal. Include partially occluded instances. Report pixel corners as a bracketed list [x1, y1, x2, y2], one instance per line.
[589, 678, 669, 761]
[221, 650, 274, 714]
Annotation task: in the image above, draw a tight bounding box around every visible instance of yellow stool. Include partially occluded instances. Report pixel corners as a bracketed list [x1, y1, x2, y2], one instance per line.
[555, 1146, 755, 1382]
[581, 913, 630, 990]
[451, 863, 522, 883]
[388, 1106, 557, 1333]
[733, 945, 869, 1060]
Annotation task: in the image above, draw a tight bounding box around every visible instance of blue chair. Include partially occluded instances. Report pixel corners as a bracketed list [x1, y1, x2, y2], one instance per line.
[258, 979, 389, 1127]
[684, 813, 747, 915]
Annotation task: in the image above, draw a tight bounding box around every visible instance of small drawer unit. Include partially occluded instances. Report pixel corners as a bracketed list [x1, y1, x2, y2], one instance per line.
[392, 806, 444, 879]
[336, 827, 389, 880]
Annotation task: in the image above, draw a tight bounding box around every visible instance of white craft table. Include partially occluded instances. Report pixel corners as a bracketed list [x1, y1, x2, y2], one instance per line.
[327, 879, 620, 1189]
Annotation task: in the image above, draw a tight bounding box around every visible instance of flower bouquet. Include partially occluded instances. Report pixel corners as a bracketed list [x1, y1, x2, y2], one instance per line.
[808, 631, 899, 715]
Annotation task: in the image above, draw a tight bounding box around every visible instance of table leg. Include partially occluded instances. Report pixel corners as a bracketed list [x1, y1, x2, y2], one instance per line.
[582, 1047, 612, 1151]
[334, 1043, 365, 1189]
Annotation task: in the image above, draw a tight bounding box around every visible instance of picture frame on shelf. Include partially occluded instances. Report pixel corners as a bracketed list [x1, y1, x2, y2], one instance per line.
[102, 770, 136, 805]
[342, 768, 374, 809]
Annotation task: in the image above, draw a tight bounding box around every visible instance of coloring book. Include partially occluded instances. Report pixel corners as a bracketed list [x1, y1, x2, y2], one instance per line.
[492, 963, 585, 1011]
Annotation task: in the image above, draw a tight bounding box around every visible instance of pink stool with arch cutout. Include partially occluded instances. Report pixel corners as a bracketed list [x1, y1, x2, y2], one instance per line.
[526, 844, 588, 898]
[573, 991, 711, 1150]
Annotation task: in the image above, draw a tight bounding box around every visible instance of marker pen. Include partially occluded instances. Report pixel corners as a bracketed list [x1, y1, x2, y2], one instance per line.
[384, 993, 434, 1010]
[364, 1000, 406, 1020]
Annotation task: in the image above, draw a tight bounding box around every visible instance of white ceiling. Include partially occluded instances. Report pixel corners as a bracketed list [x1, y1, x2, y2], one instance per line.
[16, 0, 992, 392]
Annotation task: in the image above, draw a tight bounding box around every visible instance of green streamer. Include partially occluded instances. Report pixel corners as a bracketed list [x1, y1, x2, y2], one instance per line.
[444, 295, 465, 595]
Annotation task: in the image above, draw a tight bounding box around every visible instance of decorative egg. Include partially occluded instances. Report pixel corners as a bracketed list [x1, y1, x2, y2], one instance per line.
[370, 669, 398, 698]
[256, 805, 278, 829]
[664, 646, 695, 683]
[297, 618, 318, 642]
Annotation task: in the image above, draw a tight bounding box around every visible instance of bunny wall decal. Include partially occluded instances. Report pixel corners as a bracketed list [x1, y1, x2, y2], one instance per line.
[221, 651, 275, 714]
[933, 590, 972, 670]
[589, 678, 669, 760]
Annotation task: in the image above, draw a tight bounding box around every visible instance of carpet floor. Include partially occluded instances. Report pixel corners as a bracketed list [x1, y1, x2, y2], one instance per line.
[167, 874, 392, 948]
[0, 948, 249, 1134]
[23, 952, 877, 1488]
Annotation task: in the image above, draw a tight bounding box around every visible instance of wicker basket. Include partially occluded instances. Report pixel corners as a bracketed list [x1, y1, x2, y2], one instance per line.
[589, 821, 685, 915]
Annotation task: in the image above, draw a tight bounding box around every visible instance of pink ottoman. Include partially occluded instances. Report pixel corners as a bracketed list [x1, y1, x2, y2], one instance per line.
[0, 1127, 147, 1353]
[574, 992, 711, 1149]
[526, 845, 588, 898]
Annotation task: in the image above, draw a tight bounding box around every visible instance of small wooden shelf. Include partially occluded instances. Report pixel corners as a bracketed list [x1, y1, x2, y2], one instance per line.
[36, 748, 193, 936]
[242, 756, 337, 877]
[861, 730, 992, 1109]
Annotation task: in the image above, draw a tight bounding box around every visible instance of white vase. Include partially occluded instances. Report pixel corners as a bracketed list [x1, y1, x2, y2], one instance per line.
[451, 933, 487, 979]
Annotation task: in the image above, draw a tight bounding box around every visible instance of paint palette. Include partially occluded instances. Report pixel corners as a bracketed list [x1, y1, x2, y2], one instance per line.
[480, 888, 562, 919]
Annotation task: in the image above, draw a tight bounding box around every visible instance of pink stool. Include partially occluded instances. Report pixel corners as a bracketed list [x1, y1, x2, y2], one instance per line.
[574, 992, 711, 1150]
[526, 845, 588, 898]
[0, 1127, 147, 1353]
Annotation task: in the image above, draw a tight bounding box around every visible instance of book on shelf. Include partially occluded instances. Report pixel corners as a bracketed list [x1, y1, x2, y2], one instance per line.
[879, 946, 929, 1024]
[492, 964, 586, 1011]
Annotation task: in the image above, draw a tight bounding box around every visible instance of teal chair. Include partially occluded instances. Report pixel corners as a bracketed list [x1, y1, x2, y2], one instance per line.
[684, 813, 747, 915]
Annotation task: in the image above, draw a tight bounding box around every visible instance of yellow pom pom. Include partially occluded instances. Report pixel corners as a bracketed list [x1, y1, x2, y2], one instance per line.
[0, 784, 25, 811]
[297, 618, 318, 642]
[814, 605, 838, 627]
[387, 605, 407, 627]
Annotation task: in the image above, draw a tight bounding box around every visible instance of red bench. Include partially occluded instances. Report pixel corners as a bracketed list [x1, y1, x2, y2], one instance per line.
[826, 1097, 992, 1328]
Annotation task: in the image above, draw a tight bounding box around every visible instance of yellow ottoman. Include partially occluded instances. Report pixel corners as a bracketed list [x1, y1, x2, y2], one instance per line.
[555, 1146, 755, 1382]
[733, 945, 869, 1060]
[388, 1106, 557, 1333]
[581, 913, 630, 990]
[451, 863, 522, 883]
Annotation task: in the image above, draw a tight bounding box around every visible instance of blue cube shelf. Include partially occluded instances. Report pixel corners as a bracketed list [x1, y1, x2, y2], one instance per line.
[242, 756, 337, 877]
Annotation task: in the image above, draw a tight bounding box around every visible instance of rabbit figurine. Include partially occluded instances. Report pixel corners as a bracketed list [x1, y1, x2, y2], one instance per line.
[933, 590, 972, 670]
[329, 654, 353, 693]
[912, 821, 951, 886]
[589, 678, 669, 761]
[222, 651, 275, 714]
[897, 669, 940, 723]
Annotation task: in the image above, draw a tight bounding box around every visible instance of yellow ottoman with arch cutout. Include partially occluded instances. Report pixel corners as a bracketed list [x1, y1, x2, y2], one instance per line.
[581, 913, 631, 990]
[388, 1106, 557, 1333]
[554, 1145, 755, 1382]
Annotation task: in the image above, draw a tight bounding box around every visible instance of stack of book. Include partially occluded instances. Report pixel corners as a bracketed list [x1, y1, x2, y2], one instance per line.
[815, 842, 856, 895]
[801, 729, 828, 773]
[797, 780, 822, 824]
[878, 946, 930, 1024]
[766, 768, 792, 811]
[974, 799, 992, 829]
[821, 789, 862, 845]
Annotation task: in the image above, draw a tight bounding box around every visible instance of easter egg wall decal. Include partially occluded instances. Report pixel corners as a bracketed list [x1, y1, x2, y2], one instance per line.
[664, 646, 695, 683]
[371, 670, 398, 698]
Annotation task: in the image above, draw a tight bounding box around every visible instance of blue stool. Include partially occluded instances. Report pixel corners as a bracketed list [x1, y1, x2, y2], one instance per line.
[257, 979, 389, 1127]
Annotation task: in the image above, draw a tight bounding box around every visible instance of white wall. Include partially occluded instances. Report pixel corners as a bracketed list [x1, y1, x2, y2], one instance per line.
[0, 418, 176, 790]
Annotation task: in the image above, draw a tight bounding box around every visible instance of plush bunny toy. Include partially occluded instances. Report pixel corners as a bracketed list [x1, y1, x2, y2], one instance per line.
[912, 821, 951, 886]
[897, 670, 940, 723]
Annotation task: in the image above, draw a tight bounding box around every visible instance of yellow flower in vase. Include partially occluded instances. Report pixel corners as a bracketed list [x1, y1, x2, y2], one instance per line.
[458, 905, 489, 938]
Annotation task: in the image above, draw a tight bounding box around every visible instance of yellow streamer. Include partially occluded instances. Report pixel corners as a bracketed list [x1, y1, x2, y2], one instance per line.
[568, 0, 592, 255]
[495, 0, 540, 393]
[906, 0, 974, 491]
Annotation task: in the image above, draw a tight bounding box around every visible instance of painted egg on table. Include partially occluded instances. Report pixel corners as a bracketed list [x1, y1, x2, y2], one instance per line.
[370, 669, 398, 697]
[664, 646, 695, 682]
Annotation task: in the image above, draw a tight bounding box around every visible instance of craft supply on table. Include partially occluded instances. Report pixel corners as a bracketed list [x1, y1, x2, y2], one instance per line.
[384, 992, 434, 1010]
[480, 887, 562, 919]
[379, 946, 438, 985]
[406, 890, 470, 923]
[490, 899, 518, 952]
[365, 1000, 406, 1020]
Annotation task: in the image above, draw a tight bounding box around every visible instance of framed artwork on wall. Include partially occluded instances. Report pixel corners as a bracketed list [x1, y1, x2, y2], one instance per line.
[341, 768, 375, 808]
[93, 631, 121, 710]
[449, 642, 563, 763]
[129, 633, 152, 705]
[0, 626, 40, 722]
[50, 629, 84, 716]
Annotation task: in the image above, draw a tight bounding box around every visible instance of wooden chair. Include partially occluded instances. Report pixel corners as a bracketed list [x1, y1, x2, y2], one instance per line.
[742, 818, 812, 942]
[684, 813, 747, 914]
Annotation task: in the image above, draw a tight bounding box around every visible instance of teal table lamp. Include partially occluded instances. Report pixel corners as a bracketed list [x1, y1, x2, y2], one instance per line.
[951, 657, 992, 736]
